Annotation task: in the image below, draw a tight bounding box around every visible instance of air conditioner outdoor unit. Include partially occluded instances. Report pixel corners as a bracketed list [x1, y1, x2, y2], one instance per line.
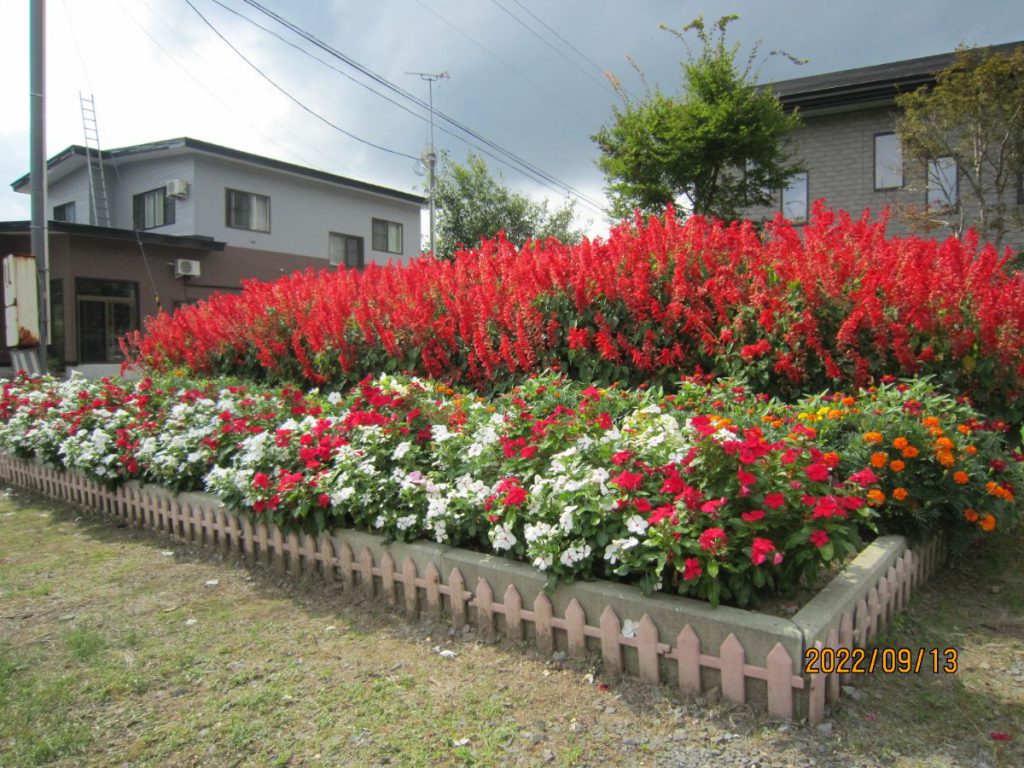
[166, 179, 190, 199]
[174, 258, 201, 278]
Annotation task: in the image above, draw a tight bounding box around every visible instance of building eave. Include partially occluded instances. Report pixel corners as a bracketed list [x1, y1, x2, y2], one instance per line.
[11, 137, 427, 206]
[768, 39, 1024, 113]
[0, 220, 226, 252]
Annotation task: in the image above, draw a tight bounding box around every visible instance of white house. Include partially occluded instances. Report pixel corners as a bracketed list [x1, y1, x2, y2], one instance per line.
[3, 137, 425, 373]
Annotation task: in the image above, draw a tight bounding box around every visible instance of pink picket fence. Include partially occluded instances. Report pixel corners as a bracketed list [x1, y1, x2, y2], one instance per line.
[0, 455, 945, 723]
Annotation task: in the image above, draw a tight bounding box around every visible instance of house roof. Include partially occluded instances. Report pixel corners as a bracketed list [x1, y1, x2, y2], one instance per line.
[0, 220, 226, 252]
[768, 39, 1024, 112]
[11, 137, 426, 205]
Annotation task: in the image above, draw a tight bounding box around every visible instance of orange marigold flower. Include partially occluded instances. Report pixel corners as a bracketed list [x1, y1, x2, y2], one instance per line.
[935, 437, 954, 450]
[979, 515, 997, 532]
[965, 445, 978, 455]
[957, 424, 971, 435]
[938, 452, 956, 468]
[890, 459, 906, 473]
[864, 432, 884, 444]
[870, 452, 889, 468]
[922, 416, 941, 428]
[930, 426, 945, 437]
[893, 487, 909, 501]
[867, 489, 886, 506]
[953, 471, 969, 485]
[893, 436, 909, 450]
[842, 397, 856, 406]
[827, 409, 843, 420]
[964, 508, 979, 522]
[901, 445, 920, 459]
[823, 452, 840, 468]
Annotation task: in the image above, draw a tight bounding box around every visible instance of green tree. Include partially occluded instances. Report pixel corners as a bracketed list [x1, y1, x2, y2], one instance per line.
[896, 44, 1024, 251]
[431, 153, 582, 258]
[592, 15, 802, 222]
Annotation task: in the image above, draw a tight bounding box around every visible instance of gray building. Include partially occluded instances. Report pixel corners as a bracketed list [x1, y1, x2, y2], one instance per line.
[2, 138, 424, 375]
[745, 41, 1024, 254]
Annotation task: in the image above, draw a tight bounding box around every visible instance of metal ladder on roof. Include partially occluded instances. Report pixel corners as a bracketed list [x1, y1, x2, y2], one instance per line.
[79, 93, 111, 227]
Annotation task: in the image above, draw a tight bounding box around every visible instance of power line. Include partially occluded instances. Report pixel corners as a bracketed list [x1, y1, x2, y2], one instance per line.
[488, 0, 615, 97]
[200, 0, 598, 213]
[409, 0, 598, 131]
[507, 0, 634, 100]
[182, 0, 419, 162]
[236, 0, 607, 215]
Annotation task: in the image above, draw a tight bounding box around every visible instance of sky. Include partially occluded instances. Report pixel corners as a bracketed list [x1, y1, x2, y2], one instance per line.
[2, 0, 1023, 240]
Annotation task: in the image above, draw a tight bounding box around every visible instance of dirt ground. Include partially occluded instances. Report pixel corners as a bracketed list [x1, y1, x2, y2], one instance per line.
[0, 486, 1021, 767]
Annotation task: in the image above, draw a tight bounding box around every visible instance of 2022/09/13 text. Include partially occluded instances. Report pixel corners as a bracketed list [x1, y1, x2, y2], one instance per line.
[804, 647, 958, 674]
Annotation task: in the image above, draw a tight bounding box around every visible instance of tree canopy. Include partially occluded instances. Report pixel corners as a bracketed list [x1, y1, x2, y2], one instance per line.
[591, 15, 802, 222]
[432, 153, 582, 258]
[896, 44, 1024, 251]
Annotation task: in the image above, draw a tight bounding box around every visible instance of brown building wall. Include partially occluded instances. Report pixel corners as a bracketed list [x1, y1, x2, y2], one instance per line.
[1, 230, 344, 369]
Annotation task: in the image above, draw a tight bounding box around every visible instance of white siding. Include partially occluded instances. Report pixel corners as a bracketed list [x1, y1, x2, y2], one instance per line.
[191, 155, 422, 263]
[48, 172, 92, 225]
[105, 154, 197, 234]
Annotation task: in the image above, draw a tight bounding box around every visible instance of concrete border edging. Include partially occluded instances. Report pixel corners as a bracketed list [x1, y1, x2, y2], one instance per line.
[0, 455, 945, 723]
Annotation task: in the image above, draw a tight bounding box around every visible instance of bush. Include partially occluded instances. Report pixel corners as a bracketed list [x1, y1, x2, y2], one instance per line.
[124, 204, 1024, 425]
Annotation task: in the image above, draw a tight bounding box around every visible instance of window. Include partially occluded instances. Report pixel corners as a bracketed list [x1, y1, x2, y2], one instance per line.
[927, 157, 958, 209]
[372, 218, 403, 254]
[874, 133, 903, 190]
[133, 187, 175, 230]
[781, 172, 809, 224]
[226, 188, 271, 232]
[53, 202, 76, 223]
[329, 233, 364, 268]
[75, 278, 138, 364]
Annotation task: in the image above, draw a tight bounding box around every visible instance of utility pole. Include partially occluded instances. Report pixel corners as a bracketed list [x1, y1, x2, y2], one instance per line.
[406, 71, 448, 256]
[30, 0, 50, 373]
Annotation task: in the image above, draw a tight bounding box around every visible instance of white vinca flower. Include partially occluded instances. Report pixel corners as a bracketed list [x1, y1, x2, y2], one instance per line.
[626, 515, 649, 535]
[392, 441, 412, 461]
[559, 543, 592, 567]
[490, 524, 518, 551]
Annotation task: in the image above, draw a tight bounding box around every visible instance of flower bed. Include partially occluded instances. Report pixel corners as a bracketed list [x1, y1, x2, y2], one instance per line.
[1, 371, 1018, 609]
[124, 205, 1024, 425]
[0, 453, 945, 723]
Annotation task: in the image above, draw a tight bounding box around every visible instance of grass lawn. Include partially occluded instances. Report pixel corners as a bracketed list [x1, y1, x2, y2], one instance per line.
[0, 486, 1021, 767]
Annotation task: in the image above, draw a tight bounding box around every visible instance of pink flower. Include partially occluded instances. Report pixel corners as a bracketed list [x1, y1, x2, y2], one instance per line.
[805, 463, 830, 482]
[611, 471, 645, 492]
[750, 537, 776, 565]
[809, 529, 830, 548]
[846, 467, 879, 486]
[737, 469, 758, 487]
[252, 471, 272, 490]
[700, 498, 727, 515]
[682, 557, 703, 581]
[698, 527, 728, 554]
[763, 492, 785, 510]
[519, 445, 537, 459]
[611, 451, 633, 465]
[503, 486, 527, 506]
[741, 509, 765, 523]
